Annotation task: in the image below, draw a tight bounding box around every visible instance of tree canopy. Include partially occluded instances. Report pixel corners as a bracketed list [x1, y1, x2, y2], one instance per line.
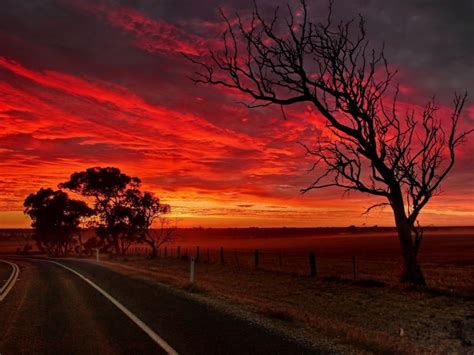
[24, 188, 93, 256]
[60, 167, 169, 255]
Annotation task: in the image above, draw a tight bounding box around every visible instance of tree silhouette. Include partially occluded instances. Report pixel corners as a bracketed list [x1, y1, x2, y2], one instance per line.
[187, 0, 472, 284]
[24, 188, 92, 256]
[60, 166, 171, 255]
[60, 167, 141, 254]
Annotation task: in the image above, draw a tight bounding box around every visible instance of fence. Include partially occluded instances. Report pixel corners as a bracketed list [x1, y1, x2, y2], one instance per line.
[123, 244, 473, 293]
[125, 245, 410, 282]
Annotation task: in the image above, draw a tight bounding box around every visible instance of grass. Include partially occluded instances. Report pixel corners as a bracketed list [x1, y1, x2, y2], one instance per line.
[258, 307, 295, 322]
[352, 279, 385, 288]
[182, 282, 207, 294]
[95, 255, 474, 353]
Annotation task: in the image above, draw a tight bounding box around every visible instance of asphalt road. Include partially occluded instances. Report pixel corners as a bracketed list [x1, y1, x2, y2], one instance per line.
[0, 261, 12, 286]
[0, 257, 325, 354]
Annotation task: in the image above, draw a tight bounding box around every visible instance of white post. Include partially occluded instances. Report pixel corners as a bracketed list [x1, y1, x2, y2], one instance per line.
[190, 256, 195, 283]
[96, 248, 100, 262]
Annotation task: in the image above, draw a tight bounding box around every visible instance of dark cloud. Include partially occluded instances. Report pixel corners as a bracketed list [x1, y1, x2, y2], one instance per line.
[345, 0, 474, 98]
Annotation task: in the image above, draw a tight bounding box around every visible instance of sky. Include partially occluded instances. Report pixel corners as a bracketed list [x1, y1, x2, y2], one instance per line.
[0, 0, 473, 228]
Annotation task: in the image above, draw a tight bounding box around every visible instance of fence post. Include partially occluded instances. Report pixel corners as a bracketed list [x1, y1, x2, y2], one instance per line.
[309, 252, 317, 277]
[254, 249, 260, 268]
[196, 246, 200, 262]
[352, 256, 357, 280]
[190, 256, 195, 283]
[177, 246, 181, 259]
[220, 247, 224, 265]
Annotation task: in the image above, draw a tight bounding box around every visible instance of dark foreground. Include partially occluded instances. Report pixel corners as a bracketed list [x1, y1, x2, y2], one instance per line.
[0, 257, 320, 354]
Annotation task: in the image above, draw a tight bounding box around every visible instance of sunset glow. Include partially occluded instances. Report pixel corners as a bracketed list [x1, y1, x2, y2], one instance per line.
[0, 0, 473, 228]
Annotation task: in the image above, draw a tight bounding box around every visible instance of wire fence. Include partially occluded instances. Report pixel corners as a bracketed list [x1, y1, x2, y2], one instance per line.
[123, 245, 474, 295]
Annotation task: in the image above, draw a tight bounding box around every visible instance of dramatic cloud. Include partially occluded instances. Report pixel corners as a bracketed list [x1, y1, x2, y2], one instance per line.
[0, 0, 472, 227]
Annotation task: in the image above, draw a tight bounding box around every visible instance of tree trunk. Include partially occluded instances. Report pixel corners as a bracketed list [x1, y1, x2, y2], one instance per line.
[113, 236, 121, 255]
[391, 199, 426, 285]
[145, 239, 157, 259]
[78, 233, 83, 257]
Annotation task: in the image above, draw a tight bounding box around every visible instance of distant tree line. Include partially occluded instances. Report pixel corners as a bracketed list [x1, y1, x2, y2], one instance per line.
[24, 167, 172, 258]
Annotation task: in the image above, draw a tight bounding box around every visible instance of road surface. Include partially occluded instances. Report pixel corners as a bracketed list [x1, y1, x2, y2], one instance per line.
[0, 257, 325, 354]
[0, 261, 12, 286]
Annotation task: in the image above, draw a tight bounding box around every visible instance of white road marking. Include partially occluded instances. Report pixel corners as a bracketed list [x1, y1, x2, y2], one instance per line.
[0, 259, 20, 301]
[43, 259, 178, 355]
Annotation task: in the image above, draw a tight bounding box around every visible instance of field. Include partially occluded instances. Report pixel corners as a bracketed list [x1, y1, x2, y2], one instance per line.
[126, 227, 474, 295]
[1, 227, 473, 293]
[0, 229, 33, 254]
[96, 253, 473, 352]
[1, 227, 473, 352]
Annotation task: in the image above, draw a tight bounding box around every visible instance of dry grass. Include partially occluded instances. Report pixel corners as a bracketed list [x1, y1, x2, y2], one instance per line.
[124, 228, 474, 295]
[95, 255, 474, 354]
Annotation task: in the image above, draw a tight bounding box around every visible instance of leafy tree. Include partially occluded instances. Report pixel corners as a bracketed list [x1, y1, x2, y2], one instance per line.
[187, 1, 472, 284]
[60, 167, 140, 254]
[82, 236, 102, 256]
[60, 167, 170, 255]
[24, 188, 92, 256]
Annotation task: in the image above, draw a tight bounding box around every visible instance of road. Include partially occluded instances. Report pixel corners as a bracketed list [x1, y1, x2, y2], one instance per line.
[0, 261, 11, 286]
[0, 257, 324, 354]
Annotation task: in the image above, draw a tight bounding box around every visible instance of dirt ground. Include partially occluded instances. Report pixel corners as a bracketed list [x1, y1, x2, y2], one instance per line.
[95, 255, 474, 354]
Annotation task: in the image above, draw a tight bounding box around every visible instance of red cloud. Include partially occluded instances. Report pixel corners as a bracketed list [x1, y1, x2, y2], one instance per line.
[0, 0, 472, 228]
[69, 2, 206, 56]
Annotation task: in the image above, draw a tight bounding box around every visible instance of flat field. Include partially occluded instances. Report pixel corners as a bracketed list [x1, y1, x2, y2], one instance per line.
[133, 227, 474, 294]
[1, 227, 473, 352]
[1, 227, 473, 292]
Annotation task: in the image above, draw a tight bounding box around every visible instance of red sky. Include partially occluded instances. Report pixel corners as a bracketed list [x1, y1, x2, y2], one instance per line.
[0, 0, 473, 228]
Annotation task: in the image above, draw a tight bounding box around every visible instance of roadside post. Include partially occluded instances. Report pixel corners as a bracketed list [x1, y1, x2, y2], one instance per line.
[96, 248, 100, 262]
[309, 252, 317, 277]
[352, 256, 357, 280]
[254, 249, 260, 268]
[190, 256, 195, 283]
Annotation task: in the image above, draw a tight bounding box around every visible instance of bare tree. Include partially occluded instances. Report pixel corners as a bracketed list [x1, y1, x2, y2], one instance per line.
[125, 189, 172, 258]
[186, 0, 472, 284]
[15, 230, 33, 255]
[145, 218, 178, 259]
